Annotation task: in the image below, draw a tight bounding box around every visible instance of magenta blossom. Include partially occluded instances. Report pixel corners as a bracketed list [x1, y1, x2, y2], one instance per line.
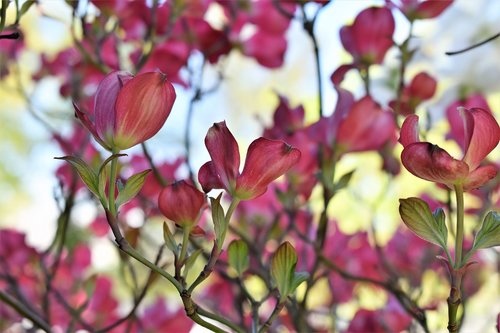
[399, 107, 499, 191]
[198, 121, 301, 200]
[74, 71, 176, 151]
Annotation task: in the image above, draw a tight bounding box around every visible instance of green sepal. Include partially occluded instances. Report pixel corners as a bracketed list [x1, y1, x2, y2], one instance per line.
[55, 156, 99, 197]
[472, 211, 500, 250]
[183, 249, 203, 279]
[210, 194, 227, 251]
[399, 198, 448, 251]
[116, 169, 151, 207]
[271, 241, 300, 302]
[163, 222, 178, 256]
[227, 239, 249, 276]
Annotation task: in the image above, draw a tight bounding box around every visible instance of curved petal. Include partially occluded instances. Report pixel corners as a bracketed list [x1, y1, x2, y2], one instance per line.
[461, 107, 500, 170]
[399, 115, 420, 147]
[198, 161, 225, 193]
[463, 165, 497, 191]
[236, 138, 301, 200]
[114, 72, 176, 150]
[94, 71, 133, 144]
[401, 142, 469, 187]
[204, 121, 240, 192]
[158, 180, 206, 227]
[73, 102, 111, 150]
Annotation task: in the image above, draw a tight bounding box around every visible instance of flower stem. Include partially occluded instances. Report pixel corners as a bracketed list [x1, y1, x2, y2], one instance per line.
[179, 226, 191, 265]
[454, 184, 464, 268]
[108, 150, 119, 217]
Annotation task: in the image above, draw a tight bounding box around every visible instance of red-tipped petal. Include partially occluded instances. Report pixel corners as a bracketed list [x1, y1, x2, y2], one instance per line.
[198, 161, 225, 193]
[399, 115, 420, 147]
[463, 165, 497, 191]
[461, 107, 500, 170]
[401, 142, 469, 187]
[73, 102, 111, 150]
[158, 180, 206, 227]
[204, 121, 240, 193]
[413, 0, 453, 19]
[94, 71, 133, 145]
[114, 72, 176, 150]
[236, 138, 301, 200]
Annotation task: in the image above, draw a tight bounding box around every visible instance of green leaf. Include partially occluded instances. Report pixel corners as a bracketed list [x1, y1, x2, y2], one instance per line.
[290, 271, 309, 294]
[55, 156, 99, 196]
[19, 0, 35, 16]
[97, 166, 108, 207]
[399, 198, 448, 250]
[271, 241, 298, 302]
[98, 153, 127, 175]
[472, 211, 500, 250]
[211, 194, 227, 251]
[116, 169, 151, 207]
[333, 169, 355, 192]
[183, 249, 203, 278]
[163, 222, 178, 256]
[227, 240, 249, 276]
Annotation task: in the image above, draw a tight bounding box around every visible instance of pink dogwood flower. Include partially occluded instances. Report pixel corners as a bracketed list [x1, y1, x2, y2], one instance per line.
[198, 121, 301, 200]
[389, 72, 437, 116]
[399, 108, 500, 191]
[158, 180, 206, 228]
[340, 7, 395, 66]
[74, 71, 176, 151]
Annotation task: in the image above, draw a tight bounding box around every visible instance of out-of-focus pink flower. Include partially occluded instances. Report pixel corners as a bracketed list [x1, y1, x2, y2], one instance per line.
[264, 95, 305, 139]
[387, 0, 453, 21]
[399, 108, 499, 191]
[158, 180, 206, 228]
[336, 96, 396, 152]
[347, 298, 412, 332]
[74, 71, 176, 151]
[389, 72, 437, 116]
[132, 298, 193, 333]
[198, 121, 301, 200]
[340, 7, 395, 66]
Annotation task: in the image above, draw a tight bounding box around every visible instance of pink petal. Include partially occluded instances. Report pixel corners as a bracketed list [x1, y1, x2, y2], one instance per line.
[198, 161, 225, 193]
[401, 142, 469, 187]
[236, 138, 301, 200]
[330, 64, 356, 86]
[114, 72, 176, 150]
[158, 180, 206, 227]
[94, 71, 133, 144]
[461, 107, 500, 170]
[445, 94, 490, 150]
[204, 121, 240, 193]
[399, 115, 420, 147]
[463, 165, 497, 191]
[414, 0, 453, 19]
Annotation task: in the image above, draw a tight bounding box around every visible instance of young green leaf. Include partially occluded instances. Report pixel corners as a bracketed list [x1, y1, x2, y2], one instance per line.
[472, 211, 500, 250]
[55, 156, 99, 196]
[333, 169, 355, 192]
[116, 169, 151, 207]
[399, 198, 448, 250]
[210, 194, 227, 251]
[183, 249, 203, 278]
[290, 271, 309, 294]
[228, 240, 249, 276]
[163, 222, 178, 256]
[271, 241, 298, 302]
